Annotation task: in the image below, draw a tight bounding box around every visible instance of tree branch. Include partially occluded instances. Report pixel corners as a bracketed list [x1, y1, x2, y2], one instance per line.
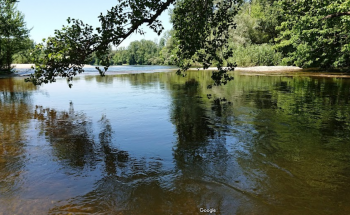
[323, 12, 350, 19]
[115, 0, 175, 46]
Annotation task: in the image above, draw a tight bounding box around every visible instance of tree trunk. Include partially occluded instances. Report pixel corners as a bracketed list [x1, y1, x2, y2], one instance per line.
[0, 36, 2, 70]
[6, 37, 12, 71]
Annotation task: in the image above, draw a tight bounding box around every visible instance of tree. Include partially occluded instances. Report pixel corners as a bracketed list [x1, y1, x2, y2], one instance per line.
[172, 0, 240, 87]
[0, 0, 31, 72]
[12, 38, 35, 63]
[275, 0, 350, 69]
[25, 0, 241, 87]
[159, 30, 178, 65]
[228, 0, 281, 45]
[110, 47, 127, 65]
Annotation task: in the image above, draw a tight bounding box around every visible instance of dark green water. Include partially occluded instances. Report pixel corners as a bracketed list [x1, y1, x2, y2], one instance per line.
[1, 69, 350, 214]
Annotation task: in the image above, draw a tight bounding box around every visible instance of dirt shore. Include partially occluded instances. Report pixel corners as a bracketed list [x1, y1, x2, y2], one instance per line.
[11, 64, 96, 69]
[188, 66, 303, 72]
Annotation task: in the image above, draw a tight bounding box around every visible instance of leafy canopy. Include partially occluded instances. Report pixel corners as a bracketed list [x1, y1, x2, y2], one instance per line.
[275, 0, 350, 69]
[0, 0, 31, 72]
[173, 0, 240, 87]
[25, 0, 241, 88]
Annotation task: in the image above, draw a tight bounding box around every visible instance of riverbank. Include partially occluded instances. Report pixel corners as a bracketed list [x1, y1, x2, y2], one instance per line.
[10, 64, 96, 69]
[188, 66, 303, 72]
[11, 64, 302, 71]
[4, 64, 350, 79]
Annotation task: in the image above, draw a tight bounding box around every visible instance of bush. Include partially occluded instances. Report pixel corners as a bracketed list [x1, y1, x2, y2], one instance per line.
[227, 43, 284, 67]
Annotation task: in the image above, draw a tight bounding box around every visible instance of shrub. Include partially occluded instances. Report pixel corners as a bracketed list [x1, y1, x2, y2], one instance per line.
[227, 43, 284, 67]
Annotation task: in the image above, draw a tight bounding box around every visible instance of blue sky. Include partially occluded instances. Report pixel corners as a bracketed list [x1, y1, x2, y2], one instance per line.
[17, 0, 172, 48]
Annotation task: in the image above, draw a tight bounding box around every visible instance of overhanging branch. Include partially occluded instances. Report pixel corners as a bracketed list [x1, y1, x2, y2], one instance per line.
[116, 0, 175, 46]
[323, 12, 350, 19]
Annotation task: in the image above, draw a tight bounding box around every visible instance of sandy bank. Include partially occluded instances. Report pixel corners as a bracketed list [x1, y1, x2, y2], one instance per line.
[236, 66, 303, 71]
[11, 64, 34, 69]
[188, 66, 303, 72]
[11, 64, 95, 69]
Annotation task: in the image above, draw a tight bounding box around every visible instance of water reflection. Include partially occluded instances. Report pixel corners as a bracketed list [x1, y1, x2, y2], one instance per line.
[235, 76, 350, 213]
[36, 76, 268, 214]
[0, 78, 36, 198]
[1, 72, 350, 214]
[34, 103, 97, 169]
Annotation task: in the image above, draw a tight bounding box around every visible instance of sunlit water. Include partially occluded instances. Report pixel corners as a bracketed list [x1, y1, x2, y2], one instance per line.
[1, 67, 350, 214]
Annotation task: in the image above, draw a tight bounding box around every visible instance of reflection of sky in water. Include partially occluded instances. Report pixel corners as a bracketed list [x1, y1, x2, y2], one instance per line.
[32, 75, 175, 161]
[14, 65, 178, 76]
[1, 72, 350, 214]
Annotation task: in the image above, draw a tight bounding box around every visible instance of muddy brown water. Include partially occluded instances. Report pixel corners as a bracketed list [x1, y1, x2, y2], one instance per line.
[1, 67, 350, 214]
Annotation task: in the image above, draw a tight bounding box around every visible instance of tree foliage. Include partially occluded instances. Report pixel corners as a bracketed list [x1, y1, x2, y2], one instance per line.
[224, 0, 283, 66]
[275, 0, 350, 69]
[26, 0, 175, 85]
[127, 39, 159, 65]
[12, 38, 35, 64]
[0, 0, 30, 72]
[173, 0, 240, 87]
[91, 33, 177, 66]
[25, 0, 241, 88]
[229, 0, 281, 45]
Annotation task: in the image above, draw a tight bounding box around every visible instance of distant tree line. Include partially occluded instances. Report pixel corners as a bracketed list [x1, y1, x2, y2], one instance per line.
[89, 31, 177, 66]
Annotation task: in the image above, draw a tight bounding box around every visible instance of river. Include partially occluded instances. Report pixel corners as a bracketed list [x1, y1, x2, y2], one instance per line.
[1, 66, 350, 214]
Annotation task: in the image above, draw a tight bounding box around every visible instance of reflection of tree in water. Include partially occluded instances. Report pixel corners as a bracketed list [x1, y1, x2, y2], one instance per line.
[22, 72, 350, 214]
[44, 110, 180, 213]
[44, 76, 269, 214]
[191, 75, 350, 213]
[168, 78, 267, 213]
[0, 78, 36, 197]
[171, 79, 215, 143]
[4, 72, 350, 213]
[34, 103, 97, 169]
[98, 114, 129, 175]
[241, 77, 350, 213]
[96, 75, 114, 84]
[0, 78, 35, 143]
[122, 73, 160, 88]
[42, 105, 180, 214]
[45, 72, 347, 214]
[170, 79, 229, 170]
[38, 72, 305, 213]
[33, 102, 130, 174]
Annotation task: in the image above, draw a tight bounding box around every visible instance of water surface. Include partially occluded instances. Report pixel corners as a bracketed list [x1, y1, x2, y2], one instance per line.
[1, 68, 350, 214]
